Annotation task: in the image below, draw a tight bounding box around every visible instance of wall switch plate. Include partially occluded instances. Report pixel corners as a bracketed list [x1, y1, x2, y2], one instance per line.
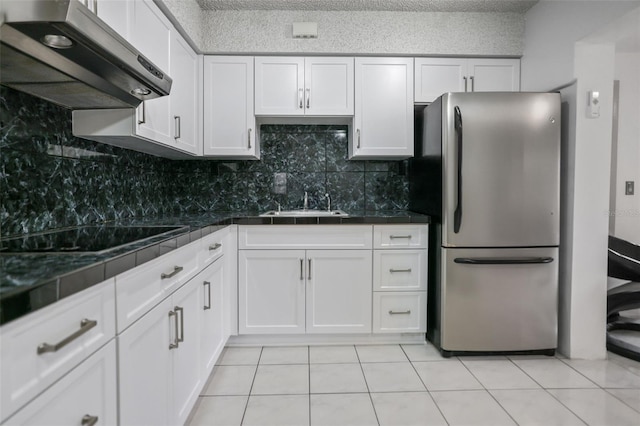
[273, 173, 287, 194]
[625, 181, 635, 195]
[587, 91, 600, 118]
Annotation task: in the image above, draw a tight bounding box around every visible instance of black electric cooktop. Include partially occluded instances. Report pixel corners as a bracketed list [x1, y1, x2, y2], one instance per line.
[0, 225, 188, 254]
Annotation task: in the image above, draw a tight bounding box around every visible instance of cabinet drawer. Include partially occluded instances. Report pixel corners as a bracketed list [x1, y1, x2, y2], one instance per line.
[373, 292, 427, 333]
[199, 227, 228, 267]
[3, 341, 117, 426]
[0, 280, 115, 422]
[374, 250, 427, 291]
[115, 242, 200, 333]
[239, 225, 372, 249]
[373, 225, 428, 249]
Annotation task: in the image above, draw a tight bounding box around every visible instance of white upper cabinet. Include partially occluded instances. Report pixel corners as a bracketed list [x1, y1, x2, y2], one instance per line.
[72, 0, 202, 158]
[130, 0, 173, 145]
[352, 57, 414, 159]
[169, 33, 201, 155]
[415, 58, 520, 103]
[83, 0, 131, 39]
[255, 57, 354, 116]
[203, 56, 257, 158]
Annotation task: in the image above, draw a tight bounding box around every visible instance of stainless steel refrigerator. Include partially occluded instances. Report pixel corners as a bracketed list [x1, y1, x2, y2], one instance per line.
[409, 92, 561, 356]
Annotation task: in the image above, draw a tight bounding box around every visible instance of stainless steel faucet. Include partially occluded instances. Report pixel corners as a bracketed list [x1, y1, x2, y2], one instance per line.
[325, 193, 331, 212]
[303, 191, 309, 210]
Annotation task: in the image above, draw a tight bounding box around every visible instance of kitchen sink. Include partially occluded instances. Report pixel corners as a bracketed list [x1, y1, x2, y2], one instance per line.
[260, 209, 349, 217]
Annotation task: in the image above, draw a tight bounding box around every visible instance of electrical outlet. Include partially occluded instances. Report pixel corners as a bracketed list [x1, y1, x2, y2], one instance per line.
[273, 173, 287, 194]
[625, 181, 635, 195]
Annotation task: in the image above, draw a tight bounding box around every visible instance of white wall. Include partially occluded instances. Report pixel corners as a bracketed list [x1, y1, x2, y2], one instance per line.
[158, 0, 526, 56]
[611, 52, 640, 243]
[521, 0, 640, 91]
[522, 1, 639, 359]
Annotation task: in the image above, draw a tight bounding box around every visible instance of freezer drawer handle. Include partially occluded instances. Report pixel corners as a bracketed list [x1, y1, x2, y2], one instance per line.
[389, 310, 411, 315]
[389, 268, 412, 273]
[453, 106, 463, 233]
[389, 235, 412, 239]
[453, 257, 554, 265]
[37, 319, 97, 355]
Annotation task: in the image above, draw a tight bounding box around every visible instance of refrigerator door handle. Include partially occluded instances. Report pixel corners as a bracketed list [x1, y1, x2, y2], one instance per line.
[453, 106, 463, 233]
[453, 257, 555, 265]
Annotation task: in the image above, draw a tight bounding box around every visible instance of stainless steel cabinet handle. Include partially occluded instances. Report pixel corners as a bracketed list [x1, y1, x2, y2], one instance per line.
[37, 319, 97, 355]
[92, 0, 98, 14]
[174, 116, 181, 139]
[389, 235, 412, 239]
[82, 415, 99, 426]
[203, 281, 211, 310]
[137, 101, 146, 124]
[463, 76, 468, 92]
[175, 306, 184, 343]
[299, 259, 304, 281]
[298, 88, 303, 109]
[389, 310, 411, 315]
[389, 268, 412, 273]
[248, 128, 252, 149]
[209, 243, 222, 251]
[470, 76, 475, 92]
[161, 265, 183, 279]
[169, 310, 179, 349]
[308, 258, 312, 280]
[306, 88, 310, 108]
[356, 129, 361, 149]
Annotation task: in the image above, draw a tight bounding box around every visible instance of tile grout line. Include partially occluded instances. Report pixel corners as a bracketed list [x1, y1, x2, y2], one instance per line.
[239, 346, 263, 426]
[401, 345, 451, 426]
[354, 344, 382, 426]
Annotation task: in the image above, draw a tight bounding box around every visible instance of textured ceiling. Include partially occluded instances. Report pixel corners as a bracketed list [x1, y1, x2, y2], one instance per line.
[195, 0, 539, 13]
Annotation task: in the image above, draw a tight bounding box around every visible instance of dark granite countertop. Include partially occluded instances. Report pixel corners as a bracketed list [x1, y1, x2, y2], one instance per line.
[0, 211, 429, 325]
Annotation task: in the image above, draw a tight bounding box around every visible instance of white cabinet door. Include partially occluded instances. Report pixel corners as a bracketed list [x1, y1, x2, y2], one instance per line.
[467, 58, 520, 92]
[203, 56, 257, 158]
[353, 57, 414, 159]
[255, 57, 353, 116]
[239, 250, 306, 334]
[255, 57, 305, 116]
[170, 34, 201, 155]
[93, 0, 131, 39]
[130, 0, 173, 145]
[199, 258, 226, 378]
[306, 250, 372, 333]
[4, 341, 117, 426]
[118, 298, 172, 426]
[304, 57, 354, 116]
[170, 278, 203, 426]
[414, 58, 467, 103]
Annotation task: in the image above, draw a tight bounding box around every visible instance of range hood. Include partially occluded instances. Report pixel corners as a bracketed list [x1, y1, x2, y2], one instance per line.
[0, 0, 172, 109]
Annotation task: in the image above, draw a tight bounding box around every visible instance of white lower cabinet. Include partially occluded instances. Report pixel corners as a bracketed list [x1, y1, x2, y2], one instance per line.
[306, 250, 372, 333]
[238, 246, 372, 335]
[198, 257, 228, 378]
[239, 250, 306, 334]
[3, 341, 117, 426]
[118, 277, 202, 426]
[373, 292, 427, 333]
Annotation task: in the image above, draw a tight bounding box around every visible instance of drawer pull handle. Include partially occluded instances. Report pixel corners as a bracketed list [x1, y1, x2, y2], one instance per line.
[209, 243, 222, 251]
[308, 258, 312, 280]
[82, 415, 99, 426]
[169, 310, 179, 349]
[389, 235, 412, 239]
[389, 310, 411, 315]
[175, 306, 185, 343]
[390, 268, 412, 273]
[300, 259, 304, 281]
[161, 265, 183, 279]
[203, 281, 212, 310]
[37, 319, 97, 355]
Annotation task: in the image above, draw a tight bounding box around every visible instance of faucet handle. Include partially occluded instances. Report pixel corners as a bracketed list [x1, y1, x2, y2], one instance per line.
[276, 201, 281, 212]
[325, 193, 331, 212]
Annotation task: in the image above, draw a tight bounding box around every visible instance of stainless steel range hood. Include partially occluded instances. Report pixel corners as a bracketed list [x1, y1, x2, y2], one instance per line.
[0, 0, 172, 109]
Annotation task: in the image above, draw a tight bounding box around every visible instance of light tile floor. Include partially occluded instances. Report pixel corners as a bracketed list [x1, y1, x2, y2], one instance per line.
[188, 343, 640, 426]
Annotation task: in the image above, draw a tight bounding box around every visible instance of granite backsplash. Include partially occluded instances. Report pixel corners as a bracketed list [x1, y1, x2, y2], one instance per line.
[0, 87, 409, 238]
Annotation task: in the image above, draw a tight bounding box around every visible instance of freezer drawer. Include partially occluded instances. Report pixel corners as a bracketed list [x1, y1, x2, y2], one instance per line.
[441, 247, 558, 352]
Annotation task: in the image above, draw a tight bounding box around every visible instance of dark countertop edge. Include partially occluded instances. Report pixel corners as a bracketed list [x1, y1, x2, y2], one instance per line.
[0, 212, 430, 325]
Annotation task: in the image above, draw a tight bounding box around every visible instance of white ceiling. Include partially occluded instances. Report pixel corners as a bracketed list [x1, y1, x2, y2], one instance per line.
[195, 0, 539, 13]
